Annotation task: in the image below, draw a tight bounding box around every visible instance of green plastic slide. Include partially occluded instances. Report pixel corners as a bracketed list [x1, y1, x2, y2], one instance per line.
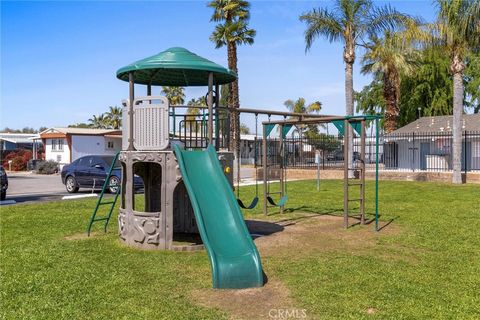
[174, 145, 264, 289]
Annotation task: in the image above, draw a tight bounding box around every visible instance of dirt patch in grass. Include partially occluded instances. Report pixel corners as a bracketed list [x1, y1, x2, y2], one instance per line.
[248, 215, 401, 259]
[193, 280, 297, 320]
[192, 215, 400, 319]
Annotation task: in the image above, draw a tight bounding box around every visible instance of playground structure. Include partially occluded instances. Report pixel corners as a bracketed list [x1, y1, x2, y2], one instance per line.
[87, 47, 381, 289]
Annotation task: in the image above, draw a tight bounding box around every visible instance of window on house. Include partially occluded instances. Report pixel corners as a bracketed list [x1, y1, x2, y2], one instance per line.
[57, 155, 62, 162]
[106, 140, 115, 150]
[51, 139, 57, 151]
[58, 139, 64, 151]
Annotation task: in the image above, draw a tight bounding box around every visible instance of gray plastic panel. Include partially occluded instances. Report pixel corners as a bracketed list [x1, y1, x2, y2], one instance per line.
[121, 96, 170, 151]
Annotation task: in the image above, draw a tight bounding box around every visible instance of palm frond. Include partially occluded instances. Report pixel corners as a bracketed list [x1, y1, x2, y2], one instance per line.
[300, 8, 343, 51]
[364, 4, 414, 39]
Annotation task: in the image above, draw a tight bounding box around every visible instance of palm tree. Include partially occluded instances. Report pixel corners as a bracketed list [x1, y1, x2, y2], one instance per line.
[105, 106, 122, 129]
[185, 97, 207, 132]
[88, 114, 109, 129]
[300, 0, 411, 172]
[361, 30, 419, 133]
[239, 123, 250, 134]
[284, 98, 322, 158]
[284, 98, 322, 115]
[161, 86, 185, 105]
[432, 0, 479, 183]
[208, 0, 256, 155]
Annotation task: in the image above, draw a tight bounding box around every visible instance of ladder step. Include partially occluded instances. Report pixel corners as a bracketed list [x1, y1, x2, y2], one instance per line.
[268, 192, 282, 195]
[93, 217, 109, 222]
[348, 198, 363, 202]
[348, 183, 363, 186]
[348, 168, 363, 171]
[99, 201, 115, 205]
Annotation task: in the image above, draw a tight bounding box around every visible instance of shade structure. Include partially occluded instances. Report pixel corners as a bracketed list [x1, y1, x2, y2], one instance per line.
[116, 47, 237, 86]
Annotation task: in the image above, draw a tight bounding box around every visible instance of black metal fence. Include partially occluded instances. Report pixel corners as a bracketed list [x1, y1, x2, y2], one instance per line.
[240, 131, 480, 172]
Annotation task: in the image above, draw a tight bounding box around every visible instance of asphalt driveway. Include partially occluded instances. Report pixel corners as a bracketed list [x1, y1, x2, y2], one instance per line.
[4, 172, 99, 204]
[3, 166, 255, 205]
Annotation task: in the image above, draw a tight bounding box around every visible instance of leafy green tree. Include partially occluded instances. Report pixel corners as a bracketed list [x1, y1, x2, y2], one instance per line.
[105, 106, 122, 129]
[355, 74, 385, 112]
[68, 123, 92, 129]
[361, 28, 419, 133]
[1, 127, 36, 133]
[464, 53, 480, 113]
[21, 127, 37, 133]
[300, 0, 411, 169]
[209, 0, 256, 154]
[161, 86, 185, 105]
[356, 48, 470, 128]
[399, 48, 453, 124]
[305, 131, 341, 160]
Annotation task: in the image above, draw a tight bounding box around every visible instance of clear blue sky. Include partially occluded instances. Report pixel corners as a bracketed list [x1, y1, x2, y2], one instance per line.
[1, 1, 435, 131]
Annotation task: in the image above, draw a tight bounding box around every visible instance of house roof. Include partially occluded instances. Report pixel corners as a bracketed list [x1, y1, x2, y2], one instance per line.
[389, 114, 480, 134]
[0, 133, 40, 144]
[40, 128, 122, 136]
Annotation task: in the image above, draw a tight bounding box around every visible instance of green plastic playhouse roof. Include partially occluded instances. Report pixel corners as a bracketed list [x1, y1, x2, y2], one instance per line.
[116, 47, 237, 86]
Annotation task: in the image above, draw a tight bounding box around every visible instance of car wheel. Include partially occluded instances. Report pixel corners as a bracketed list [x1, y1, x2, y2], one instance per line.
[65, 176, 79, 193]
[108, 176, 120, 194]
[0, 191, 5, 201]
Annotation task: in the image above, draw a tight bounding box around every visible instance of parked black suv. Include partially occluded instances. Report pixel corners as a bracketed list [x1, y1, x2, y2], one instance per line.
[0, 165, 8, 201]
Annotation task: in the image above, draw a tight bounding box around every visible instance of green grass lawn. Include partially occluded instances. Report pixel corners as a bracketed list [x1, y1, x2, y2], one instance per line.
[1, 180, 479, 319]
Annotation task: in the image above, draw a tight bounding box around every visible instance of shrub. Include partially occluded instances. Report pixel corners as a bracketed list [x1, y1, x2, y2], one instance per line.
[36, 160, 59, 174]
[2, 150, 32, 171]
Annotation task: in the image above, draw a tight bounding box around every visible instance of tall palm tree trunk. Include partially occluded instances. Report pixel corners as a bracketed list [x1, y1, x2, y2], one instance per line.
[227, 41, 240, 156]
[451, 55, 464, 184]
[383, 73, 399, 133]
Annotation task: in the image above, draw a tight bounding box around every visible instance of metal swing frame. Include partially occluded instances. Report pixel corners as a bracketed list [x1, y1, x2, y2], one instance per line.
[236, 113, 260, 210]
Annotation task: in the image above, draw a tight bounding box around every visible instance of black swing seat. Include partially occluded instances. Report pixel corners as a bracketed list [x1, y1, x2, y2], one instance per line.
[266, 194, 288, 207]
[237, 196, 259, 209]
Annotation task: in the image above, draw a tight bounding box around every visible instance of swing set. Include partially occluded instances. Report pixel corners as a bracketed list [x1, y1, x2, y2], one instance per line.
[236, 112, 291, 212]
[232, 107, 382, 230]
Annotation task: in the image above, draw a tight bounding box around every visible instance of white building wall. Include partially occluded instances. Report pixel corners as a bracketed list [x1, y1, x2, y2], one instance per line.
[71, 135, 121, 161]
[44, 138, 70, 166]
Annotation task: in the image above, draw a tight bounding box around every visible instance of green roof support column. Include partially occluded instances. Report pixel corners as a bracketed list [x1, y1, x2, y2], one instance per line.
[262, 123, 268, 216]
[279, 124, 284, 215]
[207, 72, 214, 146]
[215, 83, 220, 150]
[343, 119, 349, 229]
[128, 72, 135, 151]
[375, 117, 380, 232]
